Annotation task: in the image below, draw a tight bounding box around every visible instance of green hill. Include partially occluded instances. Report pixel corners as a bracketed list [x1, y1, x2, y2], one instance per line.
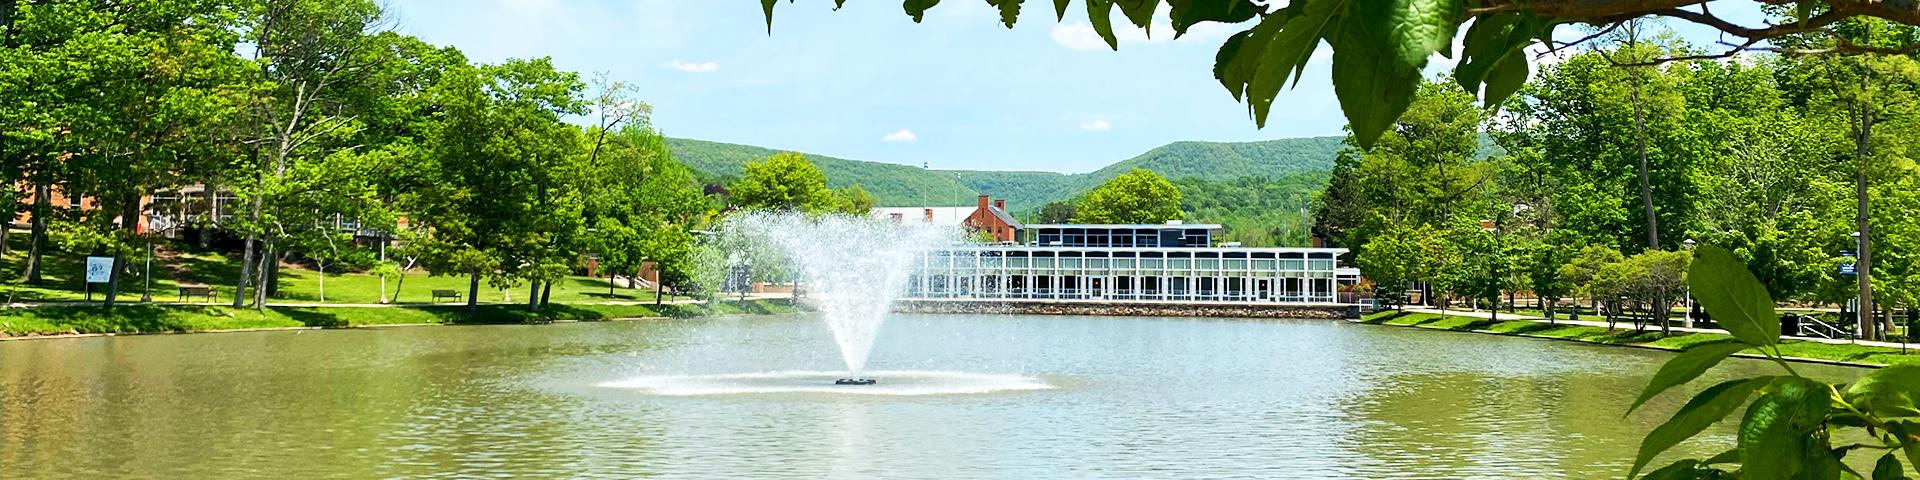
[668, 136, 1347, 211]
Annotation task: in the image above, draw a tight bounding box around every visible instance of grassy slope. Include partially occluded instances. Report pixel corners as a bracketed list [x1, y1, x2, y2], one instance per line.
[1, 231, 669, 305]
[0, 299, 804, 337]
[1359, 311, 1920, 367]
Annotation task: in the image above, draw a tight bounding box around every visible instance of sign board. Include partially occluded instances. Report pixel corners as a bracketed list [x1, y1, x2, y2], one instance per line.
[85, 257, 113, 283]
[1840, 250, 1857, 258]
[1840, 263, 1858, 275]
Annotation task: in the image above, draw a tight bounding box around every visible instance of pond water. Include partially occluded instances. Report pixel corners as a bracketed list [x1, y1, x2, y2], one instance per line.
[0, 313, 1867, 478]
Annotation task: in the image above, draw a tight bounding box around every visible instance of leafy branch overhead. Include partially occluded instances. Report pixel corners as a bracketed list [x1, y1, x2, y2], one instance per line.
[761, 0, 1920, 149]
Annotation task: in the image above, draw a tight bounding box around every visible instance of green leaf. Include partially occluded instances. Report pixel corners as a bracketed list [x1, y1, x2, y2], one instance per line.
[1703, 448, 1740, 465]
[1739, 377, 1834, 480]
[1631, 341, 1753, 414]
[1689, 245, 1780, 347]
[1387, 0, 1465, 66]
[1631, 377, 1772, 479]
[1873, 452, 1906, 480]
[1328, 0, 1421, 149]
[1086, 0, 1119, 50]
[1055, 0, 1070, 21]
[1115, 0, 1157, 31]
[1169, 0, 1261, 37]
[986, 0, 1021, 28]
[1892, 422, 1920, 470]
[1482, 52, 1528, 108]
[761, 0, 779, 33]
[1214, 28, 1259, 99]
[1454, 14, 1520, 91]
[1846, 365, 1920, 418]
[1642, 460, 1731, 480]
[904, 0, 942, 22]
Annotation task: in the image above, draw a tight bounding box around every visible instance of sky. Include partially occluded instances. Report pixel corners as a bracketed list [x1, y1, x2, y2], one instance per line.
[388, 1, 1768, 174]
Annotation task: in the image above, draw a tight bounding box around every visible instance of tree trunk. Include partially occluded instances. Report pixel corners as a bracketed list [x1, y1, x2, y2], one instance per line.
[467, 272, 480, 314]
[1631, 78, 1660, 251]
[317, 261, 326, 303]
[1855, 106, 1878, 340]
[0, 220, 10, 257]
[539, 281, 552, 308]
[252, 242, 273, 309]
[21, 183, 49, 284]
[104, 193, 141, 309]
[656, 278, 664, 306]
[527, 281, 540, 312]
[265, 251, 281, 298]
[1656, 292, 1670, 336]
[141, 240, 152, 303]
[377, 235, 388, 304]
[235, 233, 256, 307]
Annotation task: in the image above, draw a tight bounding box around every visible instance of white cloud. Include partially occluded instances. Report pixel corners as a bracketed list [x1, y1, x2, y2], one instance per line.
[882, 129, 918, 142]
[1049, 8, 1242, 51]
[1080, 119, 1112, 131]
[662, 60, 719, 73]
[1052, 23, 1111, 51]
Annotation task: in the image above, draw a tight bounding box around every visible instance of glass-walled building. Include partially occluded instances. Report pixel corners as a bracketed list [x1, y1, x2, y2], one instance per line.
[904, 223, 1352, 304]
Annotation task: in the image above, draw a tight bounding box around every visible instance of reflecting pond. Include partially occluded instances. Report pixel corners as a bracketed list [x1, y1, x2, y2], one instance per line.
[0, 313, 1867, 478]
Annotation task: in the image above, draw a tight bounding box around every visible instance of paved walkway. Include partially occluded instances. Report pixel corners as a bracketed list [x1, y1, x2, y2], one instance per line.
[1399, 307, 1915, 349]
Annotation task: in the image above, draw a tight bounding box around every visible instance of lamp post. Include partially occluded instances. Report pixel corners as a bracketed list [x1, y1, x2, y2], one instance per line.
[1683, 238, 1696, 328]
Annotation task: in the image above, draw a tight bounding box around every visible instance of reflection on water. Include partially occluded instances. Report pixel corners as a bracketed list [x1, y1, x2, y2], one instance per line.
[0, 314, 1868, 478]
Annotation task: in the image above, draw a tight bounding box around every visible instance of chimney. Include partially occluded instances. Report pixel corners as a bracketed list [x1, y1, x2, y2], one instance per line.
[924, 208, 934, 222]
[994, 199, 1005, 210]
[977, 195, 990, 209]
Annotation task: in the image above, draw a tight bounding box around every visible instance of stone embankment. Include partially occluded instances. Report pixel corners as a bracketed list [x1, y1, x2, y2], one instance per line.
[893, 299, 1356, 319]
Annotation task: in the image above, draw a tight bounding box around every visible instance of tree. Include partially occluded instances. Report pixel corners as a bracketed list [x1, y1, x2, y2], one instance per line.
[764, 1, 1920, 152]
[1774, 18, 1920, 340]
[1034, 201, 1076, 224]
[1354, 221, 1443, 309]
[1073, 168, 1181, 224]
[1562, 245, 1625, 318]
[731, 152, 832, 212]
[833, 184, 876, 215]
[409, 58, 586, 313]
[1524, 241, 1575, 320]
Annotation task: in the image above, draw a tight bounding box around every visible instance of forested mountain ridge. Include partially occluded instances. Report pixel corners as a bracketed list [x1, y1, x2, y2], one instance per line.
[667, 136, 1347, 210]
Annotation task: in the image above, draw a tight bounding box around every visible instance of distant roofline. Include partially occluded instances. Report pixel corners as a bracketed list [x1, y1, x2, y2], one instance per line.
[1026, 223, 1225, 230]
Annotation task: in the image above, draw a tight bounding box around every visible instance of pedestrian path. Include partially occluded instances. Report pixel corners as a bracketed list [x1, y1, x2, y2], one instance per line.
[1398, 307, 1915, 350]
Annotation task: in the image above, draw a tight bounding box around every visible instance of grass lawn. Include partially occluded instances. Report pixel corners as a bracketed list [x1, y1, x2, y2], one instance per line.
[1358, 310, 1920, 367]
[1, 230, 675, 305]
[0, 299, 805, 337]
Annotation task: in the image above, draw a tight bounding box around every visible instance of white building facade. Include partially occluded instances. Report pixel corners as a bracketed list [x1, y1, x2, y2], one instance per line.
[903, 223, 1355, 304]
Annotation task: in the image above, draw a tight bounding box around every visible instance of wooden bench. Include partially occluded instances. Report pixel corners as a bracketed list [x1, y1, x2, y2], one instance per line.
[178, 285, 218, 303]
[432, 289, 462, 303]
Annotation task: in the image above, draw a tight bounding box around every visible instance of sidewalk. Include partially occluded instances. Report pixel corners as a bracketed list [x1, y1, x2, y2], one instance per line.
[1400, 307, 1915, 350]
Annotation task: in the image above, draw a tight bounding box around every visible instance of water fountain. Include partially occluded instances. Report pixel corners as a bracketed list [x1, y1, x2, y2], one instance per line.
[595, 211, 1052, 396]
[716, 211, 956, 385]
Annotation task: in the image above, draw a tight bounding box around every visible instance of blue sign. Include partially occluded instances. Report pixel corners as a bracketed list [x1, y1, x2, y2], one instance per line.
[1840, 250, 1857, 258]
[1841, 263, 1857, 275]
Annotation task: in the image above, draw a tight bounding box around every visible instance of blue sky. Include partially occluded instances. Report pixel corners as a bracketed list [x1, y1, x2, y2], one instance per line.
[390, 1, 1766, 174]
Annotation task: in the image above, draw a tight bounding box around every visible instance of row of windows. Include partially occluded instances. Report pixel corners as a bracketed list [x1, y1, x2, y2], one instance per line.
[920, 257, 1338, 271]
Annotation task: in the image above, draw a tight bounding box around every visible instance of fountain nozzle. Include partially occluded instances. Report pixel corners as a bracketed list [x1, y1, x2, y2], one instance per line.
[835, 377, 877, 386]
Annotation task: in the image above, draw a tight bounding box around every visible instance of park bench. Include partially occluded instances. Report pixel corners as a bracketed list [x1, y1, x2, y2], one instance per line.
[432, 289, 462, 303]
[178, 285, 218, 303]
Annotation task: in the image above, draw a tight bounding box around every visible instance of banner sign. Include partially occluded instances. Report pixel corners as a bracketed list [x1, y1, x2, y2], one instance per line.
[85, 257, 113, 283]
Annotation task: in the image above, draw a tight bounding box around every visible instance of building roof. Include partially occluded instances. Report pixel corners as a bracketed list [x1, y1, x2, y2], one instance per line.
[1027, 223, 1224, 231]
[871, 207, 975, 225]
[985, 206, 1024, 230]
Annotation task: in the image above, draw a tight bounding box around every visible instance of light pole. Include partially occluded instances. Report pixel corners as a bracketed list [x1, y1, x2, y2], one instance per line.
[1683, 238, 1696, 328]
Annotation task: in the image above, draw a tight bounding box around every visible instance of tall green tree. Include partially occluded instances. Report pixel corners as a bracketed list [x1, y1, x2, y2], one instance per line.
[1073, 168, 1182, 224]
[731, 152, 832, 213]
[409, 58, 586, 313]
